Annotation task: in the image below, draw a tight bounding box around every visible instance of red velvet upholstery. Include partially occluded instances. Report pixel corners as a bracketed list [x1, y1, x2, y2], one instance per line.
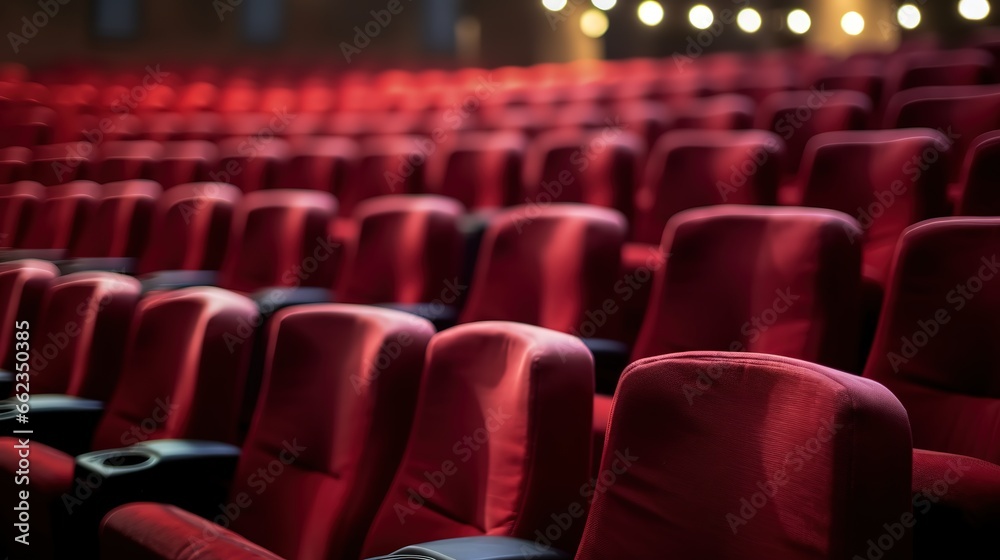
[338, 195, 463, 305]
[151, 140, 219, 189]
[100, 304, 436, 560]
[883, 85, 1000, 182]
[0, 260, 57, 371]
[215, 137, 291, 193]
[0, 180, 43, 248]
[459, 204, 626, 339]
[29, 272, 140, 399]
[579, 352, 913, 560]
[956, 131, 1000, 216]
[67, 180, 161, 259]
[215, 190, 338, 294]
[865, 217, 1000, 464]
[136, 182, 240, 274]
[342, 135, 429, 215]
[0, 287, 258, 557]
[276, 136, 358, 194]
[632, 130, 783, 246]
[798, 129, 950, 285]
[523, 129, 644, 222]
[426, 131, 525, 210]
[754, 89, 871, 182]
[634, 205, 863, 371]
[19, 180, 101, 250]
[361, 321, 594, 557]
[95, 140, 164, 183]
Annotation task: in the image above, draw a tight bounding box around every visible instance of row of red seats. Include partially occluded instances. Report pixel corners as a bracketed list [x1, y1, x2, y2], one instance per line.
[0, 212, 996, 558]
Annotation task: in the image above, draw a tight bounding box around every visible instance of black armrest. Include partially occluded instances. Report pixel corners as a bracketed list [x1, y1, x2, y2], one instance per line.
[139, 270, 219, 293]
[369, 537, 570, 560]
[581, 338, 630, 395]
[0, 248, 66, 263]
[0, 395, 104, 456]
[55, 439, 242, 557]
[56, 257, 137, 275]
[372, 302, 458, 331]
[250, 287, 332, 317]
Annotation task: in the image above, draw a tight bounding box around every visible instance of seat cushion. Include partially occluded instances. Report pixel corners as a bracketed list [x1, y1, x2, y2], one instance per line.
[913, 449, 1000, 524]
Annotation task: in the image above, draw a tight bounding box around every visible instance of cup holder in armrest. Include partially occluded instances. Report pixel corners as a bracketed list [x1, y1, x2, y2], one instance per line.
[77, 448, 160, 477]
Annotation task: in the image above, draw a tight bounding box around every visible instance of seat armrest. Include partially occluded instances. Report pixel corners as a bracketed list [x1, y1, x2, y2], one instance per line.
[0, 395, 104, 456]
[57, 257, 137, 275]
[58, 440, 242, 556]
[581, 338, 630, 395]
[372, 302, 458, 331]
[249, 287, 332, 317]
[369, 537, 570, 560]
[139, 270, 219, 293]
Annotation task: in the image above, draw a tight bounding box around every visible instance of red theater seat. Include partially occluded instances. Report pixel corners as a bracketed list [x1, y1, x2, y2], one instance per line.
[276, 136, 358, 194]
[798, 129, 950, 286]
[340, 135, 431, 215]
[460, 204, 626, 339]
[956, 130, 1000, 216]
[100, 305, 434, 560]
[578, 352, 913, 560]
[29, 142, 95, 185]
[215, 136, 291, 193]
[523, 129, 644, 221]
[425, 131, 525, 210]
[883, 49, 996, 107]
[0, 146, 30, 182]
[17, 180, 101, 255]
[151, 140, 219, 189]
[66, 180, 161, 259]
[94, 141, 163, 183]
[135, 182, 240, 274]
[0, 287, 258, 558]
[864, 218, 1000, 557]
[0, 181, 43, 248]
[0, 260, 58, 372]
[337, 195, 463, 306]
[215, 190, 339, 294]
[673, 94, 755, 130]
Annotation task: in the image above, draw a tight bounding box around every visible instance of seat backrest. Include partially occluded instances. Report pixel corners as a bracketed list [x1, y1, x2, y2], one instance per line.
[673, 94, 755, 130]
[864, 218, 1000, 464]
[0, 260, 58, 370]
[20, 180, 101, 249]
[633, 130, 783, 244]
[523, 129, 644, 222]
[956, 130, 1000, 216]
[754, 89, 871, 178]
[882, 85, 1000, 181]
[459, 204, 626, 338]
[0, 146, 31, 183]
[30, 272, 141, 400]
[634, 206, 862, 372]
[151, 140, 218, 189]
[276, 136, 358, 194]
[67, 180, 162, 259]
[226, 305, 434, 560]
[30, 141, 94, 185]
[96, 140, 164, 183]
[216, 189, 338, 293]
[136, 182, 241, 274]
[0, 180, 44, 248]
[361, 321, 594, 557]
[798, 129, 951, 284]
[91, 287, 259, 450]
[342, 135, 430, 215]
[215, 137, 290, 193]
[425, 131, 525, 210]
[577, 351, 912, 560]
[883, 49, 995, 105]
[338, 195, 464, 305]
